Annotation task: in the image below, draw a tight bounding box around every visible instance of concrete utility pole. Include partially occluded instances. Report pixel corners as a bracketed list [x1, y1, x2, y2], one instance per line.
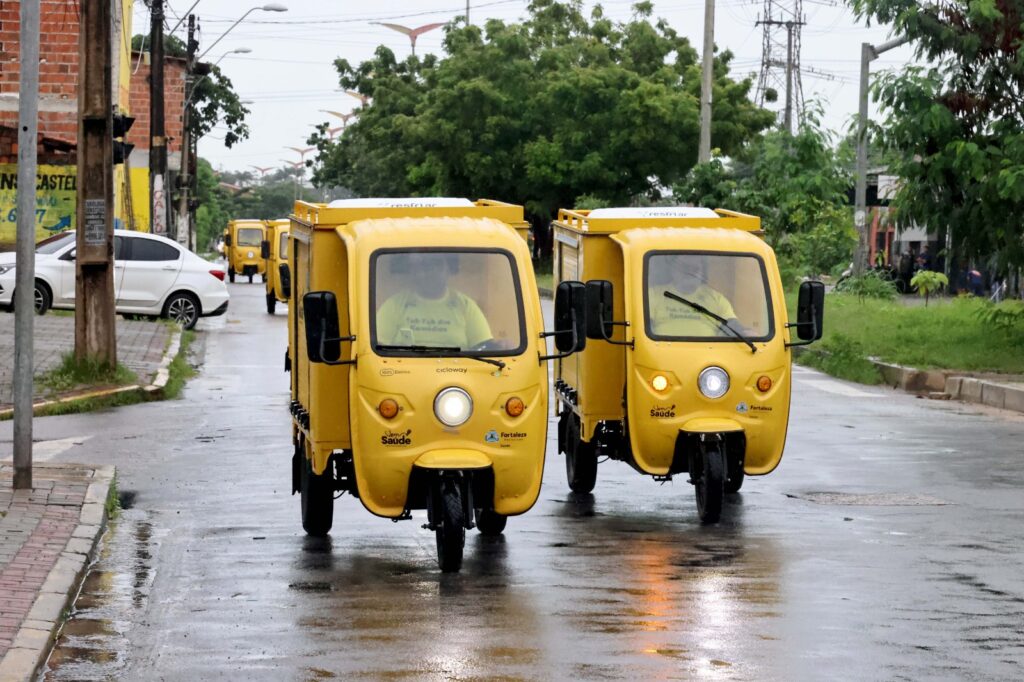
[13, 0, 40, 490]
[150, 0, 168, 236]
[75, 0, 117, 368]
[784, 22, 795, 134]
[176, 14, 197, 249]
[698, 0, 715, 163]
[853, 36, 910, 275]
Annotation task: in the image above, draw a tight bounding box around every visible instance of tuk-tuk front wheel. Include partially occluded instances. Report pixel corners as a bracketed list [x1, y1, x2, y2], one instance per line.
[725, 456, 745, 494]
[431, 478, 465, 572]
[248, 273, 254, 284]
[693, 443, 725, 524]
[301, 456, 334, 537]
[228, 270, 235, 283]
[475, 509, 507, 536]
[565, 415, 598, 494]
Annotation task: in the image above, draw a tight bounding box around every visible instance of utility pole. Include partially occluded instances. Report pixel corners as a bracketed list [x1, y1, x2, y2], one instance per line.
[150, 0, 168, 236]
[698, 0, 715, 163]
[466, 1, 470, 24]
[75, 0, 117, 368]
[13, 0, 40, 490]
[176, 14, 197, 249]
[755, 1, 805, 131]
[853, 36, 910, 275]
[784, 22, 794, 134]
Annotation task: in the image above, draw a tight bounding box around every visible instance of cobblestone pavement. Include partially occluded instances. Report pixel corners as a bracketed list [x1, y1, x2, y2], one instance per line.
[0, 314, 171, 407]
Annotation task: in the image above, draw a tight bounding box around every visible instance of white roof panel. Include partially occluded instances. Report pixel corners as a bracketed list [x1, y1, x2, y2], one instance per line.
[327, 197, 473, 208]
[587, 207, 718, 219]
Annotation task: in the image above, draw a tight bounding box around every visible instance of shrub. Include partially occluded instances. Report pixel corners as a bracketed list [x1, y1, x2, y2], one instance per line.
[835, 270, 899, 301]
[910, 270, 948, 306]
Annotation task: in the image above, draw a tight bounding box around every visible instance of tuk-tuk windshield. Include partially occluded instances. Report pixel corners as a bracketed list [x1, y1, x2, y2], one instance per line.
[236, 227, 263, 247]
[645, 252, 774, 341]
[371, 250, 526, 355]
[278, 232, 288, 260]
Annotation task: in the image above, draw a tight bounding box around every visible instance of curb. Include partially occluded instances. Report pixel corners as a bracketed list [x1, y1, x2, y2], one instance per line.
[0, 464, 116, 682]
[0, 327, 182, 420]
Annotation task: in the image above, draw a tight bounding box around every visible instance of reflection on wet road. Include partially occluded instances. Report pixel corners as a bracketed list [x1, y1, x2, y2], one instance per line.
[27, 284, 1024, 680]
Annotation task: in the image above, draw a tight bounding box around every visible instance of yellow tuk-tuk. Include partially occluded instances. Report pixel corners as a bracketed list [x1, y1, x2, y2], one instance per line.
[552, 207, 824, 523]
[225, 219, 266, 283]
[261, 219, 290, 314]
[288, 198, 576, 571]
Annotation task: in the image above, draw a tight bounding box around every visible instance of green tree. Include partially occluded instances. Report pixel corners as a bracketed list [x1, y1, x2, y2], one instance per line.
[131, 34, 250, 147]
[850, 0, 1024, 269]
[312, 1, 773, 235]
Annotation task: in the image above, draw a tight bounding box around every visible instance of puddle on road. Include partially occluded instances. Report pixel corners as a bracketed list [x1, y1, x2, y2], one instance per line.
[43, 509, 159, 681]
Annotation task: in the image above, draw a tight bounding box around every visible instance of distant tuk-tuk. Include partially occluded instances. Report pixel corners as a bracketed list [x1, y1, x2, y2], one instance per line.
[552, 207, 824, 523]
[261, 219, 290, 314]
[288, 198, 574, 571]
[225, 219, 266, 283]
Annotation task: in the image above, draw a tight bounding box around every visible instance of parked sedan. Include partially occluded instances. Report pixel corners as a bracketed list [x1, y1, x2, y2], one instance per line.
[0, 230, 229, 330]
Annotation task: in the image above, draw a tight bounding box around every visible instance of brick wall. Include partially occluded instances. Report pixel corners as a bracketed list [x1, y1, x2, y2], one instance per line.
[0, 126, 75, 165]
[128, 54, 186, 155]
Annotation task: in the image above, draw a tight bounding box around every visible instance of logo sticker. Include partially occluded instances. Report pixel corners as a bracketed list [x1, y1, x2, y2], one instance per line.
[436, 367, 468, 374]
[736, 402, 749, 414]
[379, 367, 411, 377]
[484, 430, 500, 444]
[650, 404, 676, 418]
[381, 429, 412, 446]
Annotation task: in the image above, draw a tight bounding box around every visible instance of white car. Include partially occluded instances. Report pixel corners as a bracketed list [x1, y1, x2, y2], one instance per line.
[0, 230, 229, 330]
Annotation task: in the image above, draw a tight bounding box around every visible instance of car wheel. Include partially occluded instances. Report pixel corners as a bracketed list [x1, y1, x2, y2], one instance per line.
[34, 281, 51, 315]
[164, 292, 200, 330]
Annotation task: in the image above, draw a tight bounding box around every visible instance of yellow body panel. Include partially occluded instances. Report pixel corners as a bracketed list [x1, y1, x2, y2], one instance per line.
[264, 219, 290, 303]
[288, 200, 546, 520]
[226, 219, 267, 277]
[553, 209, 793, 478]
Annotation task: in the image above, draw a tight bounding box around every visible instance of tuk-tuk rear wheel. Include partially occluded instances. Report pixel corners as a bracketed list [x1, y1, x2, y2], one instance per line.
[434, 480, 465, 572]
[475, 509, 507, 536]
[301, 456, 334, 537]
[694, 444, 725, 524]
[266, 291, 276, 315]
[565, 415, 598, 494]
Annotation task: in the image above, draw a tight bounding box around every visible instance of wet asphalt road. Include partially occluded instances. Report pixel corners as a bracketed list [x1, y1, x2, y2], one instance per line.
[4, 282, 1024, 680]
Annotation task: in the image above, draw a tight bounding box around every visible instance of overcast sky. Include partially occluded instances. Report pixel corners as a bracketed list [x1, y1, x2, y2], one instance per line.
[143, 0, 916, 174]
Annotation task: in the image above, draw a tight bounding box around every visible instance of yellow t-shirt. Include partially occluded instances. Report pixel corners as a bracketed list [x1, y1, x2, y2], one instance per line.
[376, 288, 492, 348]
[649, 284, 737, 337]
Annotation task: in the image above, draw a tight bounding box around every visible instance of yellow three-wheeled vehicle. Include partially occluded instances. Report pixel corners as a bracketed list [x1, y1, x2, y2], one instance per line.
[261, 218, 290, 314]
[225, 219, 267, 283]
[552, 207, 824, 523]
[288, 198, 581, 571]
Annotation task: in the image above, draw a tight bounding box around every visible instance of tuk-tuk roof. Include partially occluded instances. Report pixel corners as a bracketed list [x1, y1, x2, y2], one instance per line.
[554, 206, 762, 236]
[340, 216, 528, 251]
[291, 198, 528, 230]
[612, 226, 772, 257]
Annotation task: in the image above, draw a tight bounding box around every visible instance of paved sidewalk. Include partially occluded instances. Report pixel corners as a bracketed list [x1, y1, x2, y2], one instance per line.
[0, 463, 114, 681]
[0, 315, 171, 408]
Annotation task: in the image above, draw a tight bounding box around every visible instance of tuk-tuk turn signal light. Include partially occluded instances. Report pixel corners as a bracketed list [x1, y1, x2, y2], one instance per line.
[505, 397, 525, 417]
[757, 376, 773, 393]
[651, 374, 669, 392]
[378, 398, 399, 419]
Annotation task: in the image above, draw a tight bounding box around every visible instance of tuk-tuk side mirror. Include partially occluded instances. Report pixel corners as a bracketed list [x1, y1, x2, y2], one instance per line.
[539, 281, 587, 361]
[225, 234, 232, 247]
[260, 240, 271, 259]
[279, 263, 291, 299]
[303, 291, 354, 365]
[585, 280, 613, 340]
[791, 280, 825, 343]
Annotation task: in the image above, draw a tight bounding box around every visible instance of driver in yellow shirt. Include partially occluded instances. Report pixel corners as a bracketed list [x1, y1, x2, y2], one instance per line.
[648, 255, 737, 337]
[376, 253, 492, 348]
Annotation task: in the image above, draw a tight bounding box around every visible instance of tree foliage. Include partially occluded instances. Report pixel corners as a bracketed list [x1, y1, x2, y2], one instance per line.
[311, 0, 773, 223]
[131, 34, 250, 147]
[850, 0, 1024, 268]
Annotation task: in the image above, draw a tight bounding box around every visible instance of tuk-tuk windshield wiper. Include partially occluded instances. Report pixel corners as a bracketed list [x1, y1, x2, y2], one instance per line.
[663, 291, 757, 353]
[375, 344, 507, 369]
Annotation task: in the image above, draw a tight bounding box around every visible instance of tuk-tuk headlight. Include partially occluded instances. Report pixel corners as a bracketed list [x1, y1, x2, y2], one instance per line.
[247, 250, 255, 258]
[434, 387, 473, 427]
[698, 366, 730, 399]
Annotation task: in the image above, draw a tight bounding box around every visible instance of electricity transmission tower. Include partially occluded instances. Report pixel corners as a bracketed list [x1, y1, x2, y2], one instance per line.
[755, 0, 806, 133]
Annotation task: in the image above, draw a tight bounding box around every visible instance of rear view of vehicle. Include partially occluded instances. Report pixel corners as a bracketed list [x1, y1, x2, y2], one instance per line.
[288, 198, 564, 572]
[225, 220, 266, 283]
[551, 207, 824, 523]
[261, 219, 290, 314]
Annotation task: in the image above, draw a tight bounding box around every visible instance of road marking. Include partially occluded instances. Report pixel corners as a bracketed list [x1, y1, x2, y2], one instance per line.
[0, 436, 92, 463]
[798, 378, 877, 398]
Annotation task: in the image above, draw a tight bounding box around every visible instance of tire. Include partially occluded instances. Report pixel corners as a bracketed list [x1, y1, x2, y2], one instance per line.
[248, 274, 254, 284]
[164, 292, 200, 330]
[434, 479, 465, 572]
[228, 270, 235, 283]
[694, 443, 725, 524]
[266, 291, 276, 315]
[34, 281, 51, 315]
[301, 456, 334, 537]
[725, 454, 745, 494]
[565, 414, 598, 494]
[475, 509, 507, 536]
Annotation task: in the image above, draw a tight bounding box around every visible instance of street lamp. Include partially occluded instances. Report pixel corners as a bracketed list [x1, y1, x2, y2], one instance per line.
[185, 48, 252, 107]
[198, 4, 288, 62]
[341, 90, 371, 107]
[372, 22, 445, 57]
